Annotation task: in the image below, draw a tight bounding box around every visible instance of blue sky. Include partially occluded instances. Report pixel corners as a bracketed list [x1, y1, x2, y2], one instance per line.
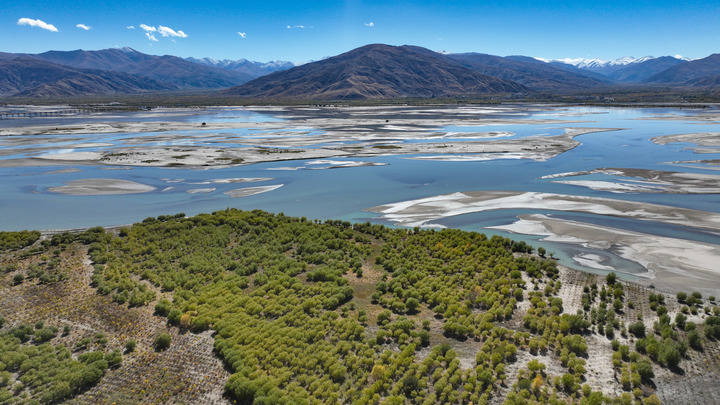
[2, 0, 719, 63]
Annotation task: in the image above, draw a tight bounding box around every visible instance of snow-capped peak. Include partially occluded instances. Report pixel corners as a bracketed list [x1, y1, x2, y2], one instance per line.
[551, 56, 655, 68]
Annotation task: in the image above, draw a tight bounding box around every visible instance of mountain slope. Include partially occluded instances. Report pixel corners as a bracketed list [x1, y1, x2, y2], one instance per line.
[552, 56, 655, 76]
[224, 44, 527, 99]
[187, 57, 293, 78]
[0, 57, 173, 97]
[646, 54, 720, 83]
[32, 48, 253, 89]
[447, 53, 608, 91]
[687, 74, 720, 88]
[609, 56, 686, 82]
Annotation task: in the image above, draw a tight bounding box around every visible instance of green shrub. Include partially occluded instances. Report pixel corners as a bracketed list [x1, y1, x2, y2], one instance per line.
[153, 333, 171, 351]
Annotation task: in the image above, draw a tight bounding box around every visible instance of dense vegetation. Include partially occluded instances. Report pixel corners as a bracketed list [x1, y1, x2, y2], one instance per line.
[0, 231, 40, 251]
[1, 209, 718, 403]
[0, 322, 119, 403]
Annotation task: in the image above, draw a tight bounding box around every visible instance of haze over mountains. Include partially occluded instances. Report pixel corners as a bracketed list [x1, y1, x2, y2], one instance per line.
[1, 44, 720, 99]
[0, 48, 292, 97]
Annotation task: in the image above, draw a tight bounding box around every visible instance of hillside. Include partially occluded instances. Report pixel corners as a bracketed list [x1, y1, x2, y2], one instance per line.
[1, 210, 719, 403]
[646, 54, 720, 83]
[609, 56, 686, 82]
[0, 57, 173, 97]
[33, 48, 253, 89]
[448, 53, 608, 91]
[224, 44, 528, 99]
[187, 57, 294, 78]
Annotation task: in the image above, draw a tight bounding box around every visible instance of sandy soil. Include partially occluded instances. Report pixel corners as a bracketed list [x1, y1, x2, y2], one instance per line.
[367, 190, 720, 231]
[0, 105, 620, 168]
[0, 245, 229, 404]
[544, 168, 720, 194]
[651, 132, 720, 154]
[223, 184, 284, 198]
[493, 214, 720, 295]
[48, 178, 156, 195]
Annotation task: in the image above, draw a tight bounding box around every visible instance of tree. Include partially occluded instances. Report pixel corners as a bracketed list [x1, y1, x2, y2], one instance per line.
[153, 333, 171, 351]
[405, 297, 420, 314]
[605, 272, 616, 285]
[636, 360, 654, 383]
[538, 247, 546, 258]
[688, 330, 702, 351]
[628, 321, 645, 338]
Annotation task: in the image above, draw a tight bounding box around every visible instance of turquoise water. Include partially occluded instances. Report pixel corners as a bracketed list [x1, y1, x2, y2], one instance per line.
[1, 105, 719, 276]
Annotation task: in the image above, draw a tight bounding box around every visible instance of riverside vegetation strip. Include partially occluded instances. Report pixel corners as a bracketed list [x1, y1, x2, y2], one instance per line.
[1, 210, 720, 403]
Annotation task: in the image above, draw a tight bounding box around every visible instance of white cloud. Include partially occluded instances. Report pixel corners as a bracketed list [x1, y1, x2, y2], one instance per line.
[76, 23, 91, 31]
[126, 25, 135, 29]
[158, 25, 187, 38]
[364, 22, 374, 27]
[237, 32, 247, 38]
[286, 25, 306, 29]
[138, 23, 187, 40]
[17, 18, 58, 32]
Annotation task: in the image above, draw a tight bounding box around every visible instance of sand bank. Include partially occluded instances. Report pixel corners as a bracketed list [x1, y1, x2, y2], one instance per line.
[651, 132, 720, 154]
[491, 214, 720, 295]
[367, 190, 720, 230]
[48, 179, 155, 195]
[0, 104, 619, 169]
[544, 168, 720, 194]
[223, 184, 284, 198]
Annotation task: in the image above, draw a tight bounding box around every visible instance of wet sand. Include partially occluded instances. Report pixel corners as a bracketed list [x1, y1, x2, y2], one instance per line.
[492, 214, 720, 296]
[47, 179, 156, 195]
[0, 104, 619, 169]
[651, 132, 720, 154]
[223, 184, 284, 198]
[368, 190, 720, 230]
[543, 168, 720, 194]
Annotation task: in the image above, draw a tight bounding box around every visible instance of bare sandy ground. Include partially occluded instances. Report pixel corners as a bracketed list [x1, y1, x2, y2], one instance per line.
[0, 105, 619, 168]
[651, 132, 720, 154]
[0, 127, 618, 169]
[367, 190, 720, 230]
[223, 184, 284, 198]
[491, 214, 720, 296]
[47, 179, 156, 195]
[543, 168, 720, 194]
[186, 188, 216, 194]
[640, 112, 720, 123]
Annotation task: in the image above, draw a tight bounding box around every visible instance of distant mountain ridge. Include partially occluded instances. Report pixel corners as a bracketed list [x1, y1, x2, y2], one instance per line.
[32, 48, 254, 89]
[646, 54, 720, 84]
[224, 44, 528, 99]
[0, 57, 172, 97]
[447, 53, 609, 92]
[2, 45, 720, 98]
[0, 48, 293, 96]
[551, 56, 657, 72]
[186, 57, 293, 78]
[545, 55, 690, 83]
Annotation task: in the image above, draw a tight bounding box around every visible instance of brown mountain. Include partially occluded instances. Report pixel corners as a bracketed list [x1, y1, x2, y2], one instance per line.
[0, 57, 173, 97]
[224, 44, 528, 99]
[33, 48, 253, 89]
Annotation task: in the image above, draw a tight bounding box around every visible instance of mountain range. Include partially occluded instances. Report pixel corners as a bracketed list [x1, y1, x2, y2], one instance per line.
[1, 45, 720, 99]
[224, 45, 527, 99]
[0, 48, 292, 97]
